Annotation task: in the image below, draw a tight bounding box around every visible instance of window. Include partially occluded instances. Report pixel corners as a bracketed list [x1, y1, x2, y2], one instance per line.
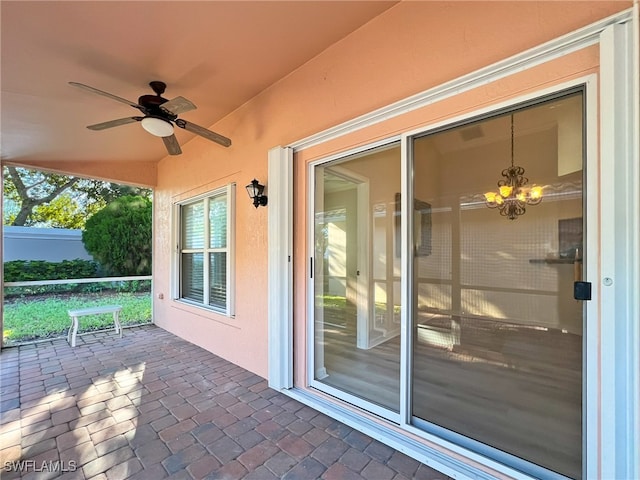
[176, 184, 235, 316]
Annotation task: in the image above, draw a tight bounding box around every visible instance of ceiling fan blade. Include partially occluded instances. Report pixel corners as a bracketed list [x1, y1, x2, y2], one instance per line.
[87, 116, 143, 131]
[162, 134, 182, 156]
[160, 96, 197, 116]
[175, 119, 231, 148]
[69, 82, 143, 111]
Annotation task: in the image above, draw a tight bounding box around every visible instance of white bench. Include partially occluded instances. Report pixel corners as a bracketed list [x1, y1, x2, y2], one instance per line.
[67, 305, 122, 347]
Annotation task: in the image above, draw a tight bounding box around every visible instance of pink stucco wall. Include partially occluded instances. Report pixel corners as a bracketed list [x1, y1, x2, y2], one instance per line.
[152, 1, 629, 378]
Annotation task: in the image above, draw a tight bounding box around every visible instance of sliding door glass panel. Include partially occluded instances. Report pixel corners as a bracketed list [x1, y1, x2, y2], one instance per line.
[313, 144, 401, 413]
[411, 92, 584, 478]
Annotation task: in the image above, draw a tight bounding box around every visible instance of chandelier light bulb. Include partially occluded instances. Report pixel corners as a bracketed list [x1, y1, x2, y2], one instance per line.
[530, 186, 543, 200]
[499, 185, 513, 198]
[484, 192, 497, 203]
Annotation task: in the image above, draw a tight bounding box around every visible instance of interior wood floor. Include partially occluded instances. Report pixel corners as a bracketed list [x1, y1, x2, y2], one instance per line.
[317, 312, 582, 479]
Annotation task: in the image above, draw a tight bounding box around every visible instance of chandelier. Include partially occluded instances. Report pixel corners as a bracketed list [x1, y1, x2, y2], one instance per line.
[484, 114, 543, 220]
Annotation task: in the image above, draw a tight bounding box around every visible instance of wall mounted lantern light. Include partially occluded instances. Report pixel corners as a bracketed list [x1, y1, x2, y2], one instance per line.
[484, 114, 543, 220]
[246, 179, 268, 208]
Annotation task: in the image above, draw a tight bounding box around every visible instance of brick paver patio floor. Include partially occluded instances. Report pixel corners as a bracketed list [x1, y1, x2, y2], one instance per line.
[0, 324, 449, 479]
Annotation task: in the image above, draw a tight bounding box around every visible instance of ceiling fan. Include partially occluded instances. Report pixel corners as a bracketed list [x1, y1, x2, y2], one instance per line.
[69, 81, 231, 155]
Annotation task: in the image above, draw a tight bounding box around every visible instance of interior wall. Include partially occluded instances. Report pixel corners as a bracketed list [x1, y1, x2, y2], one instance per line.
[416, 126, 583, 331]
[152, 1, 628, 378]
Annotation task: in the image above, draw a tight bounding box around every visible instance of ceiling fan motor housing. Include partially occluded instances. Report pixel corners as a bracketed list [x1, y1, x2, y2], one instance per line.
[149, 80, 167, 95]
[138, 94, 176, 118]
[138, 81, 175, 118]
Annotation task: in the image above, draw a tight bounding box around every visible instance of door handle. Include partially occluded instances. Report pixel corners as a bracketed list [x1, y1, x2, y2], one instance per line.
[574, 281, 591, 301]
[573, 248, 582, 282]
[572, 248, 589, 300]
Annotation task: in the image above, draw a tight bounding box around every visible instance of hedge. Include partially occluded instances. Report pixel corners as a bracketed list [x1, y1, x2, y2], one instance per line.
[4, 259, 100, 281]
[3, 259, 150, 297]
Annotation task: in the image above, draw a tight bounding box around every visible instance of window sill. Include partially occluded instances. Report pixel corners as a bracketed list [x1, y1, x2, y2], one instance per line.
[170, 299, 238, 329]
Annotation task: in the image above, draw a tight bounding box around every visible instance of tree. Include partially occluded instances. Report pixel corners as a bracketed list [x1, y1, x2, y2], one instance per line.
[3, 166, 151, 228]
[82, 195, 152, 276]
[4, 166, 80, 226]
[29, 194, 100, 229]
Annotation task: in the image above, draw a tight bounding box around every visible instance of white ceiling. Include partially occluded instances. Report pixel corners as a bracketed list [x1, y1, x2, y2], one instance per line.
[1, 1, 397, 167]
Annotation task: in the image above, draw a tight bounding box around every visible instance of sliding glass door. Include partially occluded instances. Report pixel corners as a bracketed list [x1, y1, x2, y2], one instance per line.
[310, 88, 586, 478]
[312, 144, 402, 416]
[411, 91, 584, 478]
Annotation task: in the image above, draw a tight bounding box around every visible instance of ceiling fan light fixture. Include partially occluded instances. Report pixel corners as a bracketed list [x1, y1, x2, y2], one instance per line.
[141, 116, 174, 137]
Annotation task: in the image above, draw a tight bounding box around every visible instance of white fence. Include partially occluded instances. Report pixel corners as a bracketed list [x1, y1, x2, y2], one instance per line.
[4, 276, 152, 288]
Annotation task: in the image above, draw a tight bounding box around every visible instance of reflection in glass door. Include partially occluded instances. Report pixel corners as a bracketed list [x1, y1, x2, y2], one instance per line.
[410, 91, 585, 478]
[312, 144, 401, 415]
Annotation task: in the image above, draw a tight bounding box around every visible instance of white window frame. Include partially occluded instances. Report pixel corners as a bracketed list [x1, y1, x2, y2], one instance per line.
[173, 184, 236, 317]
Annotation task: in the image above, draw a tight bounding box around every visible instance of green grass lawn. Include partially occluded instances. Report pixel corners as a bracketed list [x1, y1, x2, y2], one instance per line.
[3, 292, 152, 345]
